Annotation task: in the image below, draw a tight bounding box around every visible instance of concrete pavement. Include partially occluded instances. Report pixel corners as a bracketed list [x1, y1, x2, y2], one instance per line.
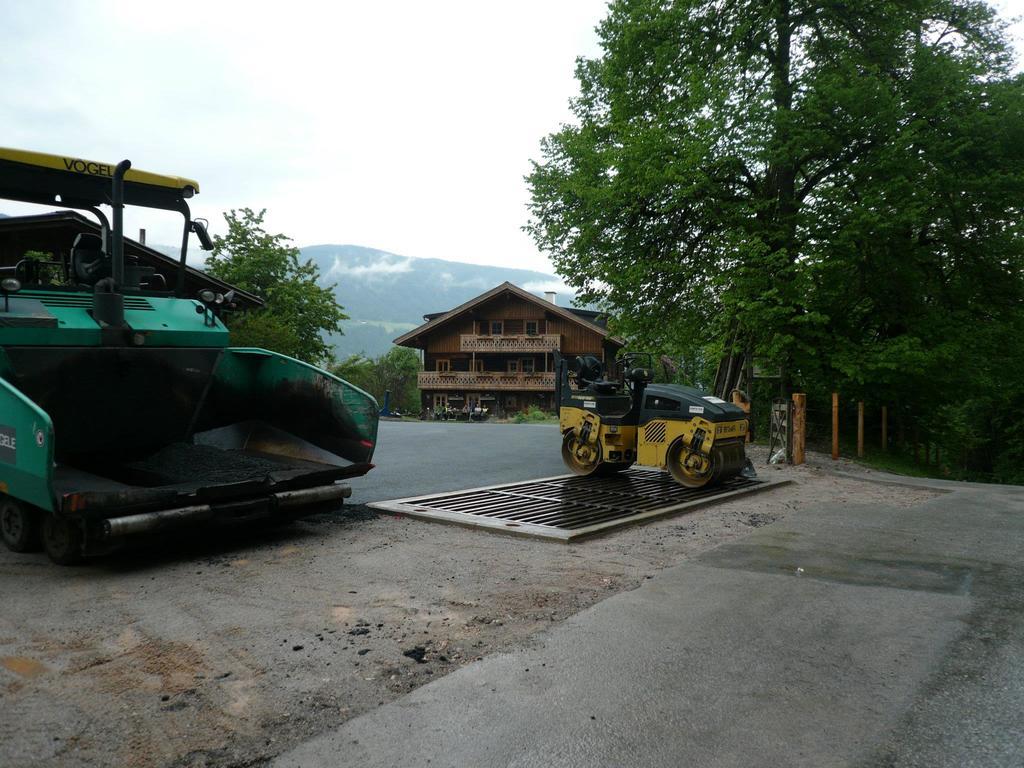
[275, 477, 1024, 767]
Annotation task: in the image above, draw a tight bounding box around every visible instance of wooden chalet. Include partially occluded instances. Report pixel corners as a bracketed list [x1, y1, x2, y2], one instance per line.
[394, 282, 623, 415]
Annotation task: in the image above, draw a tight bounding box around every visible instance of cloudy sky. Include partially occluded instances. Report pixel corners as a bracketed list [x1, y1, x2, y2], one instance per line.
[2, 0, 1022, 274]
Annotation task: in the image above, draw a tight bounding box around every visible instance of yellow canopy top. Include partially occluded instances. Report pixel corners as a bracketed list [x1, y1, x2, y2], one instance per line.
[0, 147, 200, 194]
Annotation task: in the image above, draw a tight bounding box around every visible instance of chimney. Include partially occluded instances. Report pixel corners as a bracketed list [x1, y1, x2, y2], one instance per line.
[545, 291, 557, 305]
[138, 228, 146, 245]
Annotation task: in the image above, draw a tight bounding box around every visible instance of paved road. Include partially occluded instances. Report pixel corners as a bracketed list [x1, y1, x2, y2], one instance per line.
[349, 420, 562, 504]
[277, 471, 1024, 767]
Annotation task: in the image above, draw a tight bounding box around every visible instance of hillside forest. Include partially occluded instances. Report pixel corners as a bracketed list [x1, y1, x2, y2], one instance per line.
[526, 0, 1024, 482]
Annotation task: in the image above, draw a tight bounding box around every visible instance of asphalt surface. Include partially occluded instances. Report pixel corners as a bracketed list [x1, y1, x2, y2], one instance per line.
[350, 419, 562, 504]
[276, 468, 1024, 767]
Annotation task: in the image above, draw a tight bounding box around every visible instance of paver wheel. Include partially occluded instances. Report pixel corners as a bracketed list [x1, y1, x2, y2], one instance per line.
[41, 515, 84, 565]
[0, 495, 41, 553]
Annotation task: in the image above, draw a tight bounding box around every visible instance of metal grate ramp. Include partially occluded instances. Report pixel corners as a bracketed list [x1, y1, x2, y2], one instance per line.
[368, 468, 790, 542]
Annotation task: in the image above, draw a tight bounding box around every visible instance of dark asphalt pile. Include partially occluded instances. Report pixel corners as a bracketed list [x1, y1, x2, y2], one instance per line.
[127, 443, 287, 485]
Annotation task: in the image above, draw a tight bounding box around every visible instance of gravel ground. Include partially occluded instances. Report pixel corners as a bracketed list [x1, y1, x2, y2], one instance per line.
[0, 435, 940, 768]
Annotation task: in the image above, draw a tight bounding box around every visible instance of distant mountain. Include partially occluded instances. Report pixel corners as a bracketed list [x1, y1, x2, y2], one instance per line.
[301, 245, 576, 359]
[148, 242, 579, 359]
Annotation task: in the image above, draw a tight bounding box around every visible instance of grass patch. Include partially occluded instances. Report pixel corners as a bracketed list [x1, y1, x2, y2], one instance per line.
[851, 449, 949, 480]
[756, 432, 952, 480]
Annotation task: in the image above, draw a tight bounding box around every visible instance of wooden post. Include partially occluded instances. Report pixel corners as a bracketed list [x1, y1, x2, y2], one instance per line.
[791, 393, 806, 465]
[831, 392, 839, 460]
[731, 390, 752, 443]
[857, 401, 864, 458]
[881, 406, 888, 452]
[745, 355, 755, 442]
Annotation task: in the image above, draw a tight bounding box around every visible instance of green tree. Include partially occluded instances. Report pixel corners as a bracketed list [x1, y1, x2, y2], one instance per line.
[22, 250, 67, 285]
[331, 354, 376, 396]
[330, 346, 422, 413]
[374, 346, 421, 412]
[206, 208, 347, 363]
[527, 0, 1024, 479]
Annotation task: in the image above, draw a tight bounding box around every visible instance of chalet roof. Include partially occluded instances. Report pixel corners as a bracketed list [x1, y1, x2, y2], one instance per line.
[0, 210, 262, 309]
[565, 307, 608, 327]
[394, 281, 623, 348]
[421, 304, 609, 328]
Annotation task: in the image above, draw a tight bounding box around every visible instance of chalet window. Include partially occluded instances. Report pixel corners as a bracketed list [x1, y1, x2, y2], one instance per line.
[436, 359, 451, 373]
[507, 360, 519, 374]
[490, 320, 503, 336]
[525, 321, 538, 336]
[521, 358, 535, 374]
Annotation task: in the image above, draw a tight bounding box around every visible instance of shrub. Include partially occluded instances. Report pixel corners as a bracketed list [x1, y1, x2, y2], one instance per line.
[513, 406, 551, 423]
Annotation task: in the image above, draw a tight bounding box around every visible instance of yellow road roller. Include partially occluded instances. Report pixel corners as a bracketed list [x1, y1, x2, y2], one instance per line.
[555, 352, 752, 488]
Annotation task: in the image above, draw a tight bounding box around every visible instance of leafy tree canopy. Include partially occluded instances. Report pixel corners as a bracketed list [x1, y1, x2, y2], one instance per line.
[206, 208, 347, 364]
[331, 346, 421, 413]
[527, 0, 1024, 479]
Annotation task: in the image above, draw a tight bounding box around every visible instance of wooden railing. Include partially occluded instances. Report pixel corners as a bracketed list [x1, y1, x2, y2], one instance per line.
[459, 334, 561, 353]
[418, 371, 556, 391]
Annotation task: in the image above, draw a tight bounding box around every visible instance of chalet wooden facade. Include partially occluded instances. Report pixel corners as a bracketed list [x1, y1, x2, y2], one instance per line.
[395, 282, 623, 415]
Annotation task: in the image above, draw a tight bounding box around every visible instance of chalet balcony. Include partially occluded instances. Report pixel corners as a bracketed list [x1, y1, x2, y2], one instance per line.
[418, 370, 557, 391]
[459, 333, 561, 353]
